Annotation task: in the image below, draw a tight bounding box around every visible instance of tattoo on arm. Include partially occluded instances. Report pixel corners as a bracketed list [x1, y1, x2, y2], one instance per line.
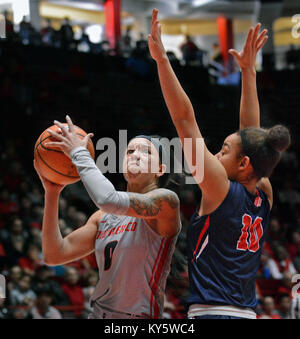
[128, 190, 179, 217]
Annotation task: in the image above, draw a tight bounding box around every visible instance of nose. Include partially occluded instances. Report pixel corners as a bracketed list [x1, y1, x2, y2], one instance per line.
[215, 152, 220, 160]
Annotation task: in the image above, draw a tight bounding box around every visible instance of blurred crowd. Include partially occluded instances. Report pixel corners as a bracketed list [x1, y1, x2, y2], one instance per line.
[3, 12, 151, 59]
[2, 11, 222, 71]
[0, 15, 300, 319]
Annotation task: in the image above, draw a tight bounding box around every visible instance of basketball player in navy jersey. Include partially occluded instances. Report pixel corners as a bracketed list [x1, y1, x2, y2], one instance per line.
[149, 9, 291, 319]
[34, 123, 181, 319]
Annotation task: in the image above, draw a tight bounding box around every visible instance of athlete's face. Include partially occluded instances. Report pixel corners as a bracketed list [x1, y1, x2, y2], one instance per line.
[122, 138, 165, 184]
[215, 133, 245, 180]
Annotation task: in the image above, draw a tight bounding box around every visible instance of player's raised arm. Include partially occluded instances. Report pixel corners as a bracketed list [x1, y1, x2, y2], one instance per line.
[229, 25, 272, 208]
[148, 9, 229, 205]
[229, 23, 268, 129]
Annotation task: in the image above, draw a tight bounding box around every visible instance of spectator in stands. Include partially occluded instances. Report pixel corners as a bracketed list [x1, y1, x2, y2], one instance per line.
[77, 33, 91, 53]
[179, 35, 199, 66]
[6, 265, 23, 293]
[59, 218, 72, 237]
[277, 273, 295, 298]
[267, 245, 297, 280]
[10, 307, 29, 319]
[58, 197, 68, 219]
[0, 217, 29, 249]
[19, 196, 33, 223]
[64, 205, 79, 229]
[74, 211, 87, 229]
[31, 265, 69, 306]
[9, 274, 36, 307]
[61, 267, 84, 318]
[3, 11, 14, 40]
[286, 230, 300, 262]
[281, 149, 299, 171]
[82, 270, 98, 316]
[285, 44, 300, 70]
[211, 42, 222, 63]
[166, 51, 180, 67]
[0, 188, 18, 216]
[0, 297, 8, 319]
[18, 244, 43, 276]
[30, 289, 62, 319]
[121, 27, 133, 57]
[136, 32, 148, 54]
[19, 16, 33, 45]
[277, 293, 292, 319]
[257, 296, 281, 319]
[100, 40, 111, 56]
[265, 217, 284, 244]
[41, 19, 55, 46]
[29, 226, 42, 248]
[278, 180, 300, 209]
[27, 185, 43, 206]
[125, 48, 151, 78]
[257, 250, 272, 279]
[4, 235, 25, 268]
[30, 204, 44, 227]
[59, 17, 74, 50]
[208, 42, 224, 80]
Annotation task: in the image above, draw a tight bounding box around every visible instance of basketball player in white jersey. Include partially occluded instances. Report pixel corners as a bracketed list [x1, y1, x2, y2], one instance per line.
[34, 116, 181, 319]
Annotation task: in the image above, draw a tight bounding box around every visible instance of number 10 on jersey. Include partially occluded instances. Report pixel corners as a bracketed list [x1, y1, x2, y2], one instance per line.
[237, 214, 263, 253]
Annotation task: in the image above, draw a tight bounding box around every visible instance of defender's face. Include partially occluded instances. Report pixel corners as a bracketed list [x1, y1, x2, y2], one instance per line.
[215, 133, 243, 180]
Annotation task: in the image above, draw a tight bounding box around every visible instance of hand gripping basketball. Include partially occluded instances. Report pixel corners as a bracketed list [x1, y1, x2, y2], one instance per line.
[45, 115, 94, 158]
[34, 115, 95, 185]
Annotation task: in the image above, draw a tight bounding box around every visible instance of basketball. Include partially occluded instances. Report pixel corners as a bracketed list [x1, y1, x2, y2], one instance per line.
[34, 123, 95, 185]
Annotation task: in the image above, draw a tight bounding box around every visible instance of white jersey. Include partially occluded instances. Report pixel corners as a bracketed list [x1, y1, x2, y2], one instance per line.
[90, 213, 178, 319]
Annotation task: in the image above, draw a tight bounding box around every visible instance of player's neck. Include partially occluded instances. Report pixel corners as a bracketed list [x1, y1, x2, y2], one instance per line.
[239, 179, 258, 195]
[126, 181, 158, 194]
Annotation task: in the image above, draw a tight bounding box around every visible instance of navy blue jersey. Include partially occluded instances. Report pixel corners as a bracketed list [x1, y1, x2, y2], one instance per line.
[187, 180, 270, 310]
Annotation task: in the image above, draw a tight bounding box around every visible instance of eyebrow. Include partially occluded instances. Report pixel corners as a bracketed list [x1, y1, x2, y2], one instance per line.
[223, 142, 230, 149]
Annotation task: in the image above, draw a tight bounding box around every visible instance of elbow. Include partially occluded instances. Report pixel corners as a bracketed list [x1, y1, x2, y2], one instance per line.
[96, 192, 117, 213]
[43, 254, 61, 266]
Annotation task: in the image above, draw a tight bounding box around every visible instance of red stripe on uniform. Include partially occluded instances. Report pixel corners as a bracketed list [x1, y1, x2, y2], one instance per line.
[151, 237, 173, 318]
[192, 215, 210, 261]
[149, 238, 165, 318]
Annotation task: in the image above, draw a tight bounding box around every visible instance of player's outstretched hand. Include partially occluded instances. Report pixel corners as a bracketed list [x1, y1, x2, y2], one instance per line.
[229, 23, 268, 71]
[45, 115, 94, 158]
[148, 9, 168, 63]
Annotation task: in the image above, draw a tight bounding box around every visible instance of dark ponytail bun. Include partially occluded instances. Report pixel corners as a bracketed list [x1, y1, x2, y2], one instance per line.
[238, 125, 291, 179]
[266, 125, 291, 153]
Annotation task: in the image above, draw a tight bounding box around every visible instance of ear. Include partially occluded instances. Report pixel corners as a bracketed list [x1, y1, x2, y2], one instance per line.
[156, 163, 167, 178]
[239, 155, 251, 170]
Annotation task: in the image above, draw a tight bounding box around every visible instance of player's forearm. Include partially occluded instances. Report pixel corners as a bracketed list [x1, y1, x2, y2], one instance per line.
[156, 57, 196, 124]
[239, 68, 260, 129]
[70, 147, 130, 214]
[42, 192, 64, 265]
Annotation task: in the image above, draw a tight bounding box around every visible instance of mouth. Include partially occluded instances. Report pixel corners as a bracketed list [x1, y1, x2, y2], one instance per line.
[127, 162, 141, 174]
